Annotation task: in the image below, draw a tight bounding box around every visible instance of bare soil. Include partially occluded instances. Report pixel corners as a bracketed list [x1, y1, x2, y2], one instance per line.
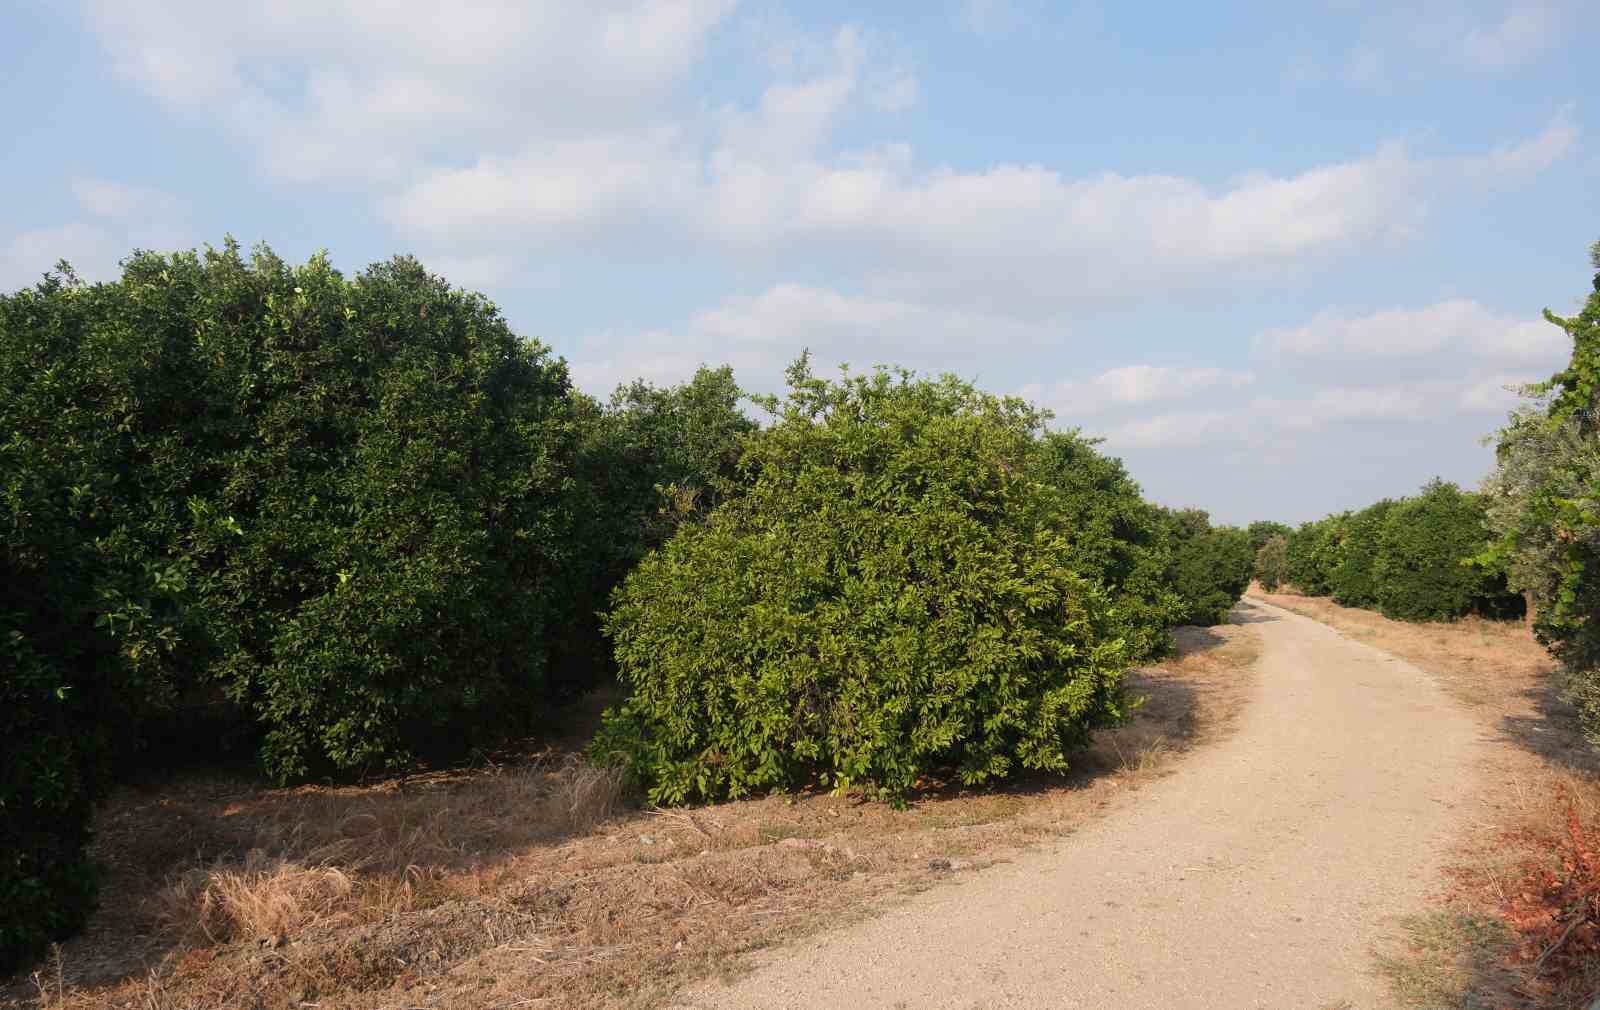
[1254, 589, 1600, 1009]
[6, 624, 1261, 1010]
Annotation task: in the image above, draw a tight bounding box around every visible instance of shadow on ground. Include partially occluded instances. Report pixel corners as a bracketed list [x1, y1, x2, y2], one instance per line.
[1499, 680, 1600, 776]
[1229, 600, 1281, 626]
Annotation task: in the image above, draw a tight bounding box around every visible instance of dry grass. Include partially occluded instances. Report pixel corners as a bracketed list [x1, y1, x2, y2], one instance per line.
[1251, 588, 1600, 1009]
[4, 623, 1260, 1010]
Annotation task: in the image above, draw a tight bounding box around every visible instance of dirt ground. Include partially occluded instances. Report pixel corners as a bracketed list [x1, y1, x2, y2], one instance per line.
[6, 624, 1261, 1010]
[1253, 589, 1600, 1009]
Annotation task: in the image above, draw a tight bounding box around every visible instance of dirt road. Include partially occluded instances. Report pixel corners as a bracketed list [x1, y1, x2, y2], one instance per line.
[676, 597, 1489, 1009]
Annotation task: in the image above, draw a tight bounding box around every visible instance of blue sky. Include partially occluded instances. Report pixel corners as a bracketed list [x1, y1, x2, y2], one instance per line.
[3, 1, 1595, 524]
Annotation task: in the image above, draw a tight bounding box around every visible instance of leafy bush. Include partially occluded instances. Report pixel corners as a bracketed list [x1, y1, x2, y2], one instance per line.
[1329, 500, 1394, 609]
[1, 243, 603, 961]
[1, 265, 202, 968]
[559, 368, 755, 687]
[1254, 534, 1289, 591]
[1276, 482, 1520, 624]
[596, 361, 1134, 804]
[0, 620, 106, 971]
[1286, 516, 1343, 596]
[1163, 509, 1254, 626]
[132, 245, 586, 781]
[1247, 520, 1292, 554]
[1483, 240, 1600, 743]
[1374, 480, 1517, 622]
[1031, 431, 1180, 660]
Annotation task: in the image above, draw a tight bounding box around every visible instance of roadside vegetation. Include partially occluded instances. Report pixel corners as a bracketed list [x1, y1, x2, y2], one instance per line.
[1, 241, 1257, 977]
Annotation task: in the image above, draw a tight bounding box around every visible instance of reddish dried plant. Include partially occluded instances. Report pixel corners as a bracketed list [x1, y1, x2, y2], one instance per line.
[1498, 783, 1600, 1003]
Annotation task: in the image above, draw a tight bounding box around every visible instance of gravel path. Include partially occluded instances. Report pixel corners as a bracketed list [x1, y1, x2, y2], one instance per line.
[676, 597, 1490, 1010]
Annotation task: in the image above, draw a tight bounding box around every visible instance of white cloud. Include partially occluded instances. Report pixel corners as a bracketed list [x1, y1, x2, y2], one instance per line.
[69, 178, 183, 222]
[1, 224, 125, 290]
[1459, 110, 1579, 185]
[1357, 1, 1573, 79]
[2, 179, 189, 290]
[78, 3, 1574, 323]
[1259, 298, 1569, 365]
[420, 254, 516, 291]
[393, 130, 1437, 312]
[1095, 374, 1542, 457]
[1024, 366, 1254, 418]
[385, 130, 699, 240]
[1279, 384, 1450, 427]
[1034, 293, 1570, 486]
[387, 82, 1570, 316]
[1103, 410, 1235, 450]
[78, 0, 742, 182]
[1456, 1, 1560, 70]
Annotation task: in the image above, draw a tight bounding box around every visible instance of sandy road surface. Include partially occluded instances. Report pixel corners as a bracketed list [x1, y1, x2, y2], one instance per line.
[676, 597, 1489, 1010]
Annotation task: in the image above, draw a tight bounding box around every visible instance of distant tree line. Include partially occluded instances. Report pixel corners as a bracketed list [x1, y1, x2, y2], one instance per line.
[1263, 480, 1521, 621]
[0, 242, 1255, 968]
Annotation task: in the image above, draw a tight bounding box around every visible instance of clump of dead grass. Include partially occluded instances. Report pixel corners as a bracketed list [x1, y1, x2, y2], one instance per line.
[173, 857, 354, 943]
[149, 753, 633, 941]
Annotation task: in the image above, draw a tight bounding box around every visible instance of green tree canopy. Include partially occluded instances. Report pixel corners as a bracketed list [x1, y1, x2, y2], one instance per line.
[1484, 240, 1600, 742]
[1, 243, 591, 966]
[595, 359, 1137, 804]
[1375, 481, 1515, 621]
[1162, 509, 1254, 626]
[1255, 534, 1289, 591]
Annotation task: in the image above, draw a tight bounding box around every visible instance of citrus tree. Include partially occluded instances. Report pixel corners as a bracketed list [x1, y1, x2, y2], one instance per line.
[596, 360, 1137, 804]
[1484, 240, 1600, 741]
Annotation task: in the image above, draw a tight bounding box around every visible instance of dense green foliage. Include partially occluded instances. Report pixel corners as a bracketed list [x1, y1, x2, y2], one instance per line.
[560, 367, 755, 687]
[1275, 482, 1518, 622]
[1031, 432, 1181, 661]
[1371, 481, 1509, 621]
[1286, 517, 1342, 597]
[596, 362, 1138, 804]
[1162, 509, 1255, 626]
[182, 247, 583, 781]
[1, 239, 1256, 965]
[0, 245, 623, 778]
[1, 267, 173, 968]
[1483, 241, 1600, 743]
[1329, 501, 1394, 609]
[1247, 520, 1292, 554]
[0, 245, 601, 966]
[1254, 534, 1289, 591]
